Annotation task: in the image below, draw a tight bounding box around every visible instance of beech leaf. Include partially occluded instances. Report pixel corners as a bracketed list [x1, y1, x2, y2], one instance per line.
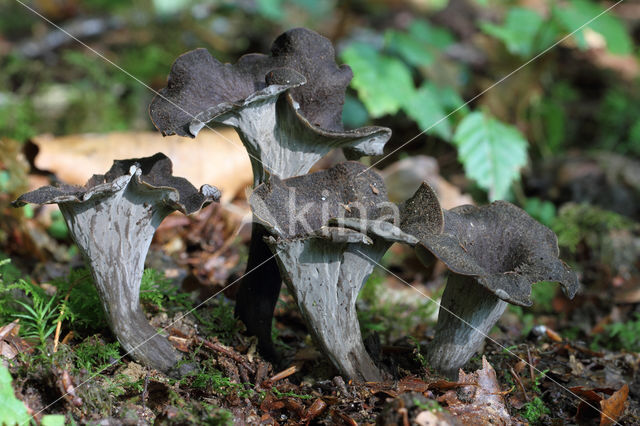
[341, 42, 415, 118]
[453, 111, 528, 200]
[403, 83, 453, 140]
[553, 0, 632, 55]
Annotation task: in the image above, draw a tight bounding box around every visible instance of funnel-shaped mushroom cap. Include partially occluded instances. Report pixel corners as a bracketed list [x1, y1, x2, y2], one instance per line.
[251, 161, 395, 239]
[325, 181, 445, 246]
[13, 152, 219, 213]
[249, 162, 405, 381]
[13, 153, 220, 374]
[414, 201, 578, 306]
[400, 182, 445, 239]
[149, 28, 391, 183]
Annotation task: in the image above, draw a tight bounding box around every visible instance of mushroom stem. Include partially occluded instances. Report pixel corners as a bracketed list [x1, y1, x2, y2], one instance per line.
[58, 197, 183, 375]
[269, 237, 383, 382]
[101, 287, 180, 374]
[234, 222, 282, 361]
[427, 273, 507, 379]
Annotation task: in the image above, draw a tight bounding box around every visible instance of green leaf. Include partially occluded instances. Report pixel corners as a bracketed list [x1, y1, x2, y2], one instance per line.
[255, 0, 285, 21]
[341, 42, 415, 118]
[41, 415, 65, 426]
[407, 20, 455, 50]
[386, 30, 434, 67]
[430, 84, 469, 116]
[384, 20, 455, 67]
[342, 94, 369, 129]
[553, 0, 632, 55]
[524, 197, 557, 227]
[403, 84, 452, 140]
[0, 364, 31, 426]
[481, 8, 547, 57]
[453, 112, 528, 200]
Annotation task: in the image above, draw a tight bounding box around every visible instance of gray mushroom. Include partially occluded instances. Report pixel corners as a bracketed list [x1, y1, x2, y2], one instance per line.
[13, 153, 220, 375]
[150, 28, 392, 359]
[149, 27, 391, 185]
[249, 162, 407, 381]
[401, 195, 579, 379]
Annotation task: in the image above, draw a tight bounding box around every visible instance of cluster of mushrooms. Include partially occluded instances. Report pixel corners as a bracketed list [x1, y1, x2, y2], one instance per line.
[13, 28, 578, 381]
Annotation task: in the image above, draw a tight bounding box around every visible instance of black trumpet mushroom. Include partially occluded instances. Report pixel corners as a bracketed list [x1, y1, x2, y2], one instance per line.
[249, 162, 412, 381]
[149, 27, 391, 186]
[403, 196, 579, 379]
[150, 27, 391, 359]
[13, 153, 220, 376]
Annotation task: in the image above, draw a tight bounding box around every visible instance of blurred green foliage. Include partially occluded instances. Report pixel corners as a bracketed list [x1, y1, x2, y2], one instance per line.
[0, 0, 637, 203]
[592, 312, 640, 352]
[0, 364, 35, 426]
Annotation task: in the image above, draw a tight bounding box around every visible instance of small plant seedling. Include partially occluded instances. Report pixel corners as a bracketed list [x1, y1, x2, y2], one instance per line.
[531, 368, 548, 394]
[409, 336, 428, 370]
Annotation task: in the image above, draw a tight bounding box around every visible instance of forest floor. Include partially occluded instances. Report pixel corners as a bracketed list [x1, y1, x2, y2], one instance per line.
[1, 155, 639, 425]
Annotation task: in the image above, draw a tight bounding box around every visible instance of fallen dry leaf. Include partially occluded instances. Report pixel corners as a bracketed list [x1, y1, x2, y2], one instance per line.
[0, 341, 17, 359]
[570, 385, 628, 425]
[0, 320, 19, 341]
[398, 376, 429, 393]
[443, 357, 512, 425]
[600, 384, 629, 426]
[31, 129, 252, 202]
[381, 155, 473, 209]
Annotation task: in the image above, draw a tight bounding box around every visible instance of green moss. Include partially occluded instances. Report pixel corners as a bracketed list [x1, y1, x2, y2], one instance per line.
[412, 398, 442, 412]
[50, 268, 106, 333]
[190, 298, 242, 344]
[140, 268, 192, 311]
[75, 337, 122, 372]
[271, 387, 313, 400]
[552, 203, 636, 253]
[520, 397, 550, 424]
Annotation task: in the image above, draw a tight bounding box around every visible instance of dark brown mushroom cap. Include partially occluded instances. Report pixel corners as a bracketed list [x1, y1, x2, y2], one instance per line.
[399, 181, 445, 240]
[149, 27, 390, 147]
[149, 47, 305, 137]
[12, 153, 219, 214]
[250, 161, 391, 239]
[324, 181, 445, 246]
[413, 201, 579, 306]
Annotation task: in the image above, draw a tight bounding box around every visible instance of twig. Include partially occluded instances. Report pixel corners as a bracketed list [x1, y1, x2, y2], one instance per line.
[264, 365, 300, 386]
[53, 273, 89, 352]
[196, 336, 255, 374]
[53, 293, 71, 353]
[209, 221, 244, 260]
[526, 346, 535, 384]
[510, 366, 529, 402]
[61, 331, 74, 345]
